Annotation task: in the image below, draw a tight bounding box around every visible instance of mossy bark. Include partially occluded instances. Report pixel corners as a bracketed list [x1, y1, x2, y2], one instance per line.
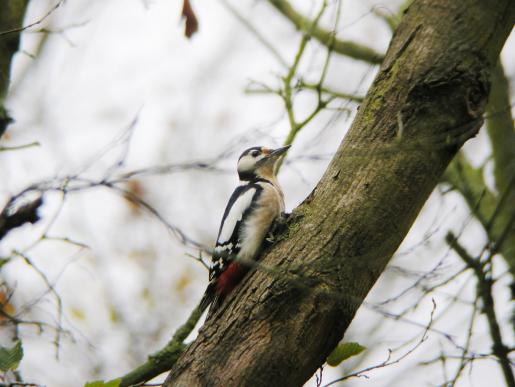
[164, 0, 515, 386]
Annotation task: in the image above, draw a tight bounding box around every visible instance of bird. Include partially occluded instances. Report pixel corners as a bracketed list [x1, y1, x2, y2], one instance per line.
[200, 145, 290, 318]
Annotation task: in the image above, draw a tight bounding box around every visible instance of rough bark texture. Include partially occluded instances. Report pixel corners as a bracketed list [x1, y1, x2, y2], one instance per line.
[165, 0, 515, 386]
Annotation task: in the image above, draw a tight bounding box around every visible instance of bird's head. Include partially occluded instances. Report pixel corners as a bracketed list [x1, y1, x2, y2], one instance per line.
[237, 145, 290, 181]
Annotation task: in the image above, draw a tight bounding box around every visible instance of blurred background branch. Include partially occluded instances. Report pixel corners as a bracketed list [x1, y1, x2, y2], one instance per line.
[267, 0, 384, 63]
[442, 60, 515, 329]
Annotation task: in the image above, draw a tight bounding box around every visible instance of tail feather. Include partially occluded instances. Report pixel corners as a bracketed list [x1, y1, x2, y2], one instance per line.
[205, 293, 224, 321]
[199, 281, 226, 320]
[201, 262, 253, 321]
[199, 282, 215, 314]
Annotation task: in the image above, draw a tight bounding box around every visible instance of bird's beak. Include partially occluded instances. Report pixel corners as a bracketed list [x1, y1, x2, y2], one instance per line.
[256, 145, 291, 167]
[268, 145, 291, 158]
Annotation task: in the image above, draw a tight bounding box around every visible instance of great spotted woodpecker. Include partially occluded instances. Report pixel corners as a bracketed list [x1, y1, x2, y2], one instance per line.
[200, 145, 290, 317]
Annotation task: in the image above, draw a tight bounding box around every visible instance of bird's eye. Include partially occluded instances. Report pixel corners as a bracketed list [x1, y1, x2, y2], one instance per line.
[251, 150, 260, 157]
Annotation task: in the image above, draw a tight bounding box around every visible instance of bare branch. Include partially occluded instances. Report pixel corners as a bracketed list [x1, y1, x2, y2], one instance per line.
[323, 300, 437, 386]
[0, 141, 40, 152]
[446, 233, 515, 386]
[219, 0, 288, 68]
[267, 0, 384, 63]
[0, 0, 65, 37]
[118, 300, 205, 387]
[0, 197, 43, 241]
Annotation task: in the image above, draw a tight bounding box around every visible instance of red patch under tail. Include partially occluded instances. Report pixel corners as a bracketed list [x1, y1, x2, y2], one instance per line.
[215, 262, 247, 297]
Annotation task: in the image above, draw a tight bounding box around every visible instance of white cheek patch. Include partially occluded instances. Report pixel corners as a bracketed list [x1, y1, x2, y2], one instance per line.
[237, 155, 255, 173]
[237, 154, 266, 173]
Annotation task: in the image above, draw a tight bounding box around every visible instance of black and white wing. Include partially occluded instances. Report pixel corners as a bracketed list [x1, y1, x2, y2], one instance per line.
[199, 183, 260, 314]
[210, 183, 260, 279]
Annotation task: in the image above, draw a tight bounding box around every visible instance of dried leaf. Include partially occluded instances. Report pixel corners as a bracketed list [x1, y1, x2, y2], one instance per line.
[0, 290, 16, 318]
[181, 0, 198, 38]
[124, 180, 145, 215]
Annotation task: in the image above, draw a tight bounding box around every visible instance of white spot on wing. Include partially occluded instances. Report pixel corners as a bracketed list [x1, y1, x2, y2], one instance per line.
[217, 188, 256, 244]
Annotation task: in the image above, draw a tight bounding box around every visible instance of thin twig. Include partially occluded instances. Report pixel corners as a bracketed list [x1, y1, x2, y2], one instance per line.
[446, 233, 515, 387]
[0, 141, 40, 152]
[118, 300, 206, 387]
[12, 251, 64, 359]
[0, 0, 65, 37]
[323, 299, 437, 386]
[219, 0, 288, 68]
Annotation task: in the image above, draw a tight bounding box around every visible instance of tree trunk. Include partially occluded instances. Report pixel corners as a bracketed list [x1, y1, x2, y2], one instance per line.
[0, 0, 29, 137]
[164, 0, 515, 385]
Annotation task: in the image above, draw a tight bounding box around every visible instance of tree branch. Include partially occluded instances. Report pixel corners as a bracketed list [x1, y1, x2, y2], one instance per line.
[118, 301, 205, 387]
[267, 0, 384, 64]
[442, 60, 515, 327]
[446, 233, 515, 387]
[486, 61, 515, 265]
[0, 0, 30, 137]
[0, 197, 43, 240]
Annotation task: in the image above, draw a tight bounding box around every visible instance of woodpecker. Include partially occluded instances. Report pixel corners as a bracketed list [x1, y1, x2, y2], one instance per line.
[200, 145, 290, 317]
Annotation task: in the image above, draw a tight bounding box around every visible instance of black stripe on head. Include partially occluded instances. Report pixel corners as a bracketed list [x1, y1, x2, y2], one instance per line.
[238, 146, 265, 181]
[239, 146, 263, 160]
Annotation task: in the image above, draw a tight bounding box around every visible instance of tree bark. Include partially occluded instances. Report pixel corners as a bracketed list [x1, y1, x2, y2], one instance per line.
[164, 0, 515, 386]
